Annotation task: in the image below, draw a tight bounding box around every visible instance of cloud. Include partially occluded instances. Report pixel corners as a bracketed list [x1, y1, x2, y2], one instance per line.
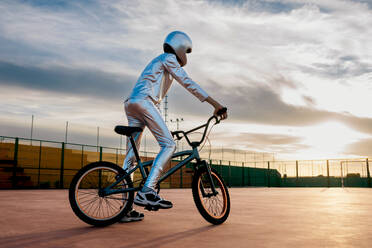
[208, 131, 310, 154]
[0, 0, 372, 158]
[0, 117, 120, 147]
[340, 115, 372, 135]
[302, 95, 316, 106]
[300, 55, 372, 79]
[346, 138, 372, 157]
[209, 0, 305, 13]
[208, 83, 372, 135]
[0, 61, 135, 99]
[2, 60, 371, 137]
[217, 84, 331, 125]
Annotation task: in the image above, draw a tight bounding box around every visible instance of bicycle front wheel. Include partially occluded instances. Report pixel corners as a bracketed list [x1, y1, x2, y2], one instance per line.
[69, 161, 134, 226]
[192, 166, 230, 225]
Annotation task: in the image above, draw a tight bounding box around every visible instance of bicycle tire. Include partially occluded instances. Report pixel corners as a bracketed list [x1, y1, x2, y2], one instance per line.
[69, 161, 134, 226]
[192, 165, 230, 225]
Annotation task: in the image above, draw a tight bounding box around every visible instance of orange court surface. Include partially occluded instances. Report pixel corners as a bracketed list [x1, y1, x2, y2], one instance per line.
[0, 188, 372, 248]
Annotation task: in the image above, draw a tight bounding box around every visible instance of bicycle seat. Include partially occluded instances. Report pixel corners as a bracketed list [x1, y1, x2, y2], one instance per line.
[114, 126, 143, 136]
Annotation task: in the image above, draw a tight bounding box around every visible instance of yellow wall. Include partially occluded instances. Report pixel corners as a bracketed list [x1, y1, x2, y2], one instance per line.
[0, 143, 192, 188]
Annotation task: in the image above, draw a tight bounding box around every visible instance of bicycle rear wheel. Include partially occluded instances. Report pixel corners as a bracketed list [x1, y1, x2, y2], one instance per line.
[69, 161, 134, 226]
[192, 165, 230, 225]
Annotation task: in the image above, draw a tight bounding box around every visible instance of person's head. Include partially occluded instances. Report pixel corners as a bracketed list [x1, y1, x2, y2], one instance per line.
[163, 31, 192, 67]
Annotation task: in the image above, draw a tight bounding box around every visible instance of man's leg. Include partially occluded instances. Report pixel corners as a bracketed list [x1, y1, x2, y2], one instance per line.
[133, 99, 176, 209]
[120, 101, 145, 222]
[122, 131, 143, 174]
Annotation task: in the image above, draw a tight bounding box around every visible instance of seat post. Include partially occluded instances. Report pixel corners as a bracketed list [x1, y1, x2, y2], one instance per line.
[129, 135, 141, 163]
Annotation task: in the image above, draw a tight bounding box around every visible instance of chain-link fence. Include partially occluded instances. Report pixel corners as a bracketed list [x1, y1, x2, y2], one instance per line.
[0, 136, 371, 189]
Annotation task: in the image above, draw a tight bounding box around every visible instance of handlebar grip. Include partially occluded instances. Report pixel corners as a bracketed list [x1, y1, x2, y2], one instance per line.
[217, 107, 227, 116]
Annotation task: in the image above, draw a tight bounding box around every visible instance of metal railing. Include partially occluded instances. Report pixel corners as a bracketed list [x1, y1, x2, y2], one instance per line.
[0, 135, 371, 188]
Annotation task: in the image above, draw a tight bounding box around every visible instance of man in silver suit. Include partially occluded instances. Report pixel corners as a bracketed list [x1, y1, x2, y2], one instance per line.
[120, 31, 227, 222]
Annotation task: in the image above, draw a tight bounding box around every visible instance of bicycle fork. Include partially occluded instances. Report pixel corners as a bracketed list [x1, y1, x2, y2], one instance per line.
[199, 160, 218, 197]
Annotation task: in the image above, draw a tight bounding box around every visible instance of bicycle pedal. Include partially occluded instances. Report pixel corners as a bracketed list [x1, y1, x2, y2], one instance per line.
[144, 205, 159, 211]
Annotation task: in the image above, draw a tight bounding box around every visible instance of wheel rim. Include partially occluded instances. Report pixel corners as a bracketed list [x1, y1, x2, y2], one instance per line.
[197, 171, 228, 219]
[75, 166, 129, 221]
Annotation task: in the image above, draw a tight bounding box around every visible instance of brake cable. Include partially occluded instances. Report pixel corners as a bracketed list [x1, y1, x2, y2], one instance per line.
[199, 121, 217, 161]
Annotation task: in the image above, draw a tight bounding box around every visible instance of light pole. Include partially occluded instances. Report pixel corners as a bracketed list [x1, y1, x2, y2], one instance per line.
[170, 117, 184, 152]
[96, 127, 100, 152]
[65, 121, 69, 143]
[30, 114, 34, 145]
[221, 146, 224, 161]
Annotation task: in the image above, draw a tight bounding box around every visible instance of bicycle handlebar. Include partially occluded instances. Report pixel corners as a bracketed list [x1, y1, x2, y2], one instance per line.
[171, 107, 227, 147]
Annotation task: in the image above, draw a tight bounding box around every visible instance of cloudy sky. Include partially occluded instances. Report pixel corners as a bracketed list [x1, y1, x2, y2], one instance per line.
[0, 0, 372, 160]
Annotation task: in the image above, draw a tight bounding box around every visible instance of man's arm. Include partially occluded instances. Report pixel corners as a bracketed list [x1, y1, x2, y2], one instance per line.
[205, 96, 228, 120]
[163, 54, 228, 119]
[163, 54, 209, 102]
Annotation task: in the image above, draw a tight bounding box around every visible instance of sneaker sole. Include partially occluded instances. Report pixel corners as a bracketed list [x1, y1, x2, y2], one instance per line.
[134, 198, 172, 209]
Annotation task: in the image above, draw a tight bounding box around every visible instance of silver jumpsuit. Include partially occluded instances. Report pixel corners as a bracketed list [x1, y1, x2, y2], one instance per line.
[123, 53, 209, 190]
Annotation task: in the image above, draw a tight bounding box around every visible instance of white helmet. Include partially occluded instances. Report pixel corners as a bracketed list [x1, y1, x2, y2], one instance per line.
[163, 31, 192, 67]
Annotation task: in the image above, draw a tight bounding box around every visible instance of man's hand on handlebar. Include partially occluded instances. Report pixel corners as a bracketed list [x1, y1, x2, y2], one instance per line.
[214, 106, 227, 120]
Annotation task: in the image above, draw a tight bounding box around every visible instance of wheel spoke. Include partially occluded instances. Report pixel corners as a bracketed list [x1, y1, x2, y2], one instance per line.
[197, 170, 228, 219]
[78, 191, 99, 196]
[73, 165, 133, 222]
[80, 195, 99, 206]
[104, 197, 116, 216]
[84, 197, 99, 215]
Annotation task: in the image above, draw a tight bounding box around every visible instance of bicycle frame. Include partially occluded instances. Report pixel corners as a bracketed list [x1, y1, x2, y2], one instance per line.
[101, 148, 196, 196]
[101, 116, 222, 197]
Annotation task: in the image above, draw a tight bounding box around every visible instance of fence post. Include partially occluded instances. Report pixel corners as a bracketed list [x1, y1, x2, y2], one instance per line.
[228, 161, 231, 188]
[327, 160, 330, 187]
[366, 158, 371, 188]
[247, 162, 251, 186]
[12, 138, 19, 188]
[267, 161, 271, 188]
[340, 161, 344, 187]
[37, 141, 42, 188]
[81, 145, 84, 168]
[99, 146, 103, 161]
[60, 142, 65, 189]
[242, 162, 245, 186]
[296, 160, 299, 187]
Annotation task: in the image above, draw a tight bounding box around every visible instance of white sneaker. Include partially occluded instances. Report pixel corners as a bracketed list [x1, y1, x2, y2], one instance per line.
[119, 209, 144, 223]
[134, 190, 173, 209]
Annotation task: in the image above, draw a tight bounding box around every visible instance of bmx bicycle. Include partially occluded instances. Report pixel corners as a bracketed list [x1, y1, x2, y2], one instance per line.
[69, 109, 230, 226]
